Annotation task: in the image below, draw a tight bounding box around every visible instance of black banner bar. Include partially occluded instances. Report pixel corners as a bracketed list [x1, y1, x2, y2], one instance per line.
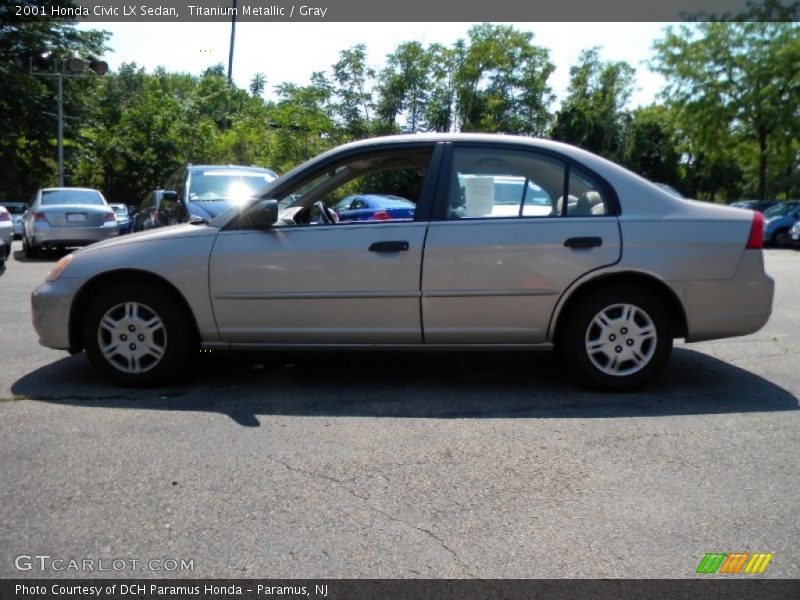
[2, 0, 800, 22]
[3, 580, 800, 600]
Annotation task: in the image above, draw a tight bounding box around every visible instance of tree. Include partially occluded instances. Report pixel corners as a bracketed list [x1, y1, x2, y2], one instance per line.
[376, 41, 431, 133]
[652, 21, 800, 199]
[455, 24, 555, 135]
[551, 48, 635, 161]
[332, 44, 374, 138]
[623, 105, 681, 188]
[249, 72, 266, 97]
[424, 41, 463, 133]
[0, 2, 108, 198]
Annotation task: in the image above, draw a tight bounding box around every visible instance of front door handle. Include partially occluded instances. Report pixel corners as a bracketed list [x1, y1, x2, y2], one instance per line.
[369, 240, 409, 253]
[564, 236, 602, 248]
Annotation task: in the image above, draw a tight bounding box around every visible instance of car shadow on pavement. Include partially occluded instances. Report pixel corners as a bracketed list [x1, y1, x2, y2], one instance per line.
[13, 247, 71, 263]
[11, 347, 799, 427]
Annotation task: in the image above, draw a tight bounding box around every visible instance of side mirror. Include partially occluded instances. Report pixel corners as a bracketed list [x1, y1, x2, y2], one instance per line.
[162, 190, 178, 201]
[250, 199, 279, 228]
[127, 205, 139, 216]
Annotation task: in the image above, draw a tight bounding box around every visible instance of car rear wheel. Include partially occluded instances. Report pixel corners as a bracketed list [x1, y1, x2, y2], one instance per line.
[23, 236, 40, 258]
[558, 286, 672, 391]
[82, 282, 196, 387]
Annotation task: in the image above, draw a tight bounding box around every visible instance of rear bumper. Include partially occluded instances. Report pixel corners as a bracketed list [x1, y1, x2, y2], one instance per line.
[0, 227, 12, 250]
[31, 223, 118, 246]
[31, 278, 86, 350]
[674, 251, 774, 342]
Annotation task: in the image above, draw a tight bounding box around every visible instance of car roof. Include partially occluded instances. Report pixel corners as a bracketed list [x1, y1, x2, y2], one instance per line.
[40, 187, 102, 193]
[357, 194, 414, 206]
[188, 165, 277, 174]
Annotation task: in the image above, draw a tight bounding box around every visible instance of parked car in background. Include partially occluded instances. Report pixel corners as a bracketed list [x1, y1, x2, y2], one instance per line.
[109, 204, 132, 234]
[31, 134, 773, 391]
[0, 202, 27, 238]
[333, 194, 416, 222]
[0, 206, 13, 267]
[789, 220, 800, 248]
[22, 187, 117, 257]
[730, 199, 781, 213]
[132, 190, 163, 232]
[161, 164, 278, 223]
[762, 201, 800, 247]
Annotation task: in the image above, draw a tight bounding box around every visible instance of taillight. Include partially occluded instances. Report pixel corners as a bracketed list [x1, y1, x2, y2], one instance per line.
[104, 212, 116, 222]
[373, 211, 390, 221]
[0, 211, 9, 222]
[746, 211, 764, 249]
[34, 212, 47, 222]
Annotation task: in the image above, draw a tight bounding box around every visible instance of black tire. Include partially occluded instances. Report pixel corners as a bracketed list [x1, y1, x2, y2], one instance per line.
[557, 285, 673, 391]
[23, 236, 40, 258]
[773, 229, 790, 248]
[82, 282, 196, 387]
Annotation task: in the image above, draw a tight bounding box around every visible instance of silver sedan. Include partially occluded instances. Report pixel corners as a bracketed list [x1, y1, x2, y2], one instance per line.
[31, 134, 774, 390]
[22, 187, 118, 257]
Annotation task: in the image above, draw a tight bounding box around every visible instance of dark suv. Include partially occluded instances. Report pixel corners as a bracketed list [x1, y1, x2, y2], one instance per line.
[162, 164, 278, 222]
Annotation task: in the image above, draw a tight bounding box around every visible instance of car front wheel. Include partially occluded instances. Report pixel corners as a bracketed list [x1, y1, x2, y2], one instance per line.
[773, 229, 790, 248]
[559, 286, 673, 391]
[82, 282, 196, 387]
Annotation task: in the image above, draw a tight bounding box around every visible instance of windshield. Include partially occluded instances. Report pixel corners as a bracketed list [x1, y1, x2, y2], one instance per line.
[764, 202, 799, 218]
[188, 171, 277, 203]
[0, 203, 27, 214]
[42, 190, 104, 206]
[111, 205, 128, 216]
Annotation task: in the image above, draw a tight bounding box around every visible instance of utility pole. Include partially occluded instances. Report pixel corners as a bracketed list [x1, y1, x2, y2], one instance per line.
[57, 74, 64, 186]
[28, 54, 107, 187]
[227, 0, 237, 83]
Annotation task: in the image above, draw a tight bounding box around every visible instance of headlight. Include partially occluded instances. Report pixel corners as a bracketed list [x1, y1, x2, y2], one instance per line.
[45, 254, 74, 282]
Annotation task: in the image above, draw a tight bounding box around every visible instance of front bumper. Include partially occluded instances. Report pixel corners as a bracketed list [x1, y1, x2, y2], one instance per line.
[31, 278, 87, 350]
[31, 223, 118, 247]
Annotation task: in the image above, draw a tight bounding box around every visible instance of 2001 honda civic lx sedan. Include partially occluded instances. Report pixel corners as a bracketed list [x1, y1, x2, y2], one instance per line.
[31, 134, 774, 390]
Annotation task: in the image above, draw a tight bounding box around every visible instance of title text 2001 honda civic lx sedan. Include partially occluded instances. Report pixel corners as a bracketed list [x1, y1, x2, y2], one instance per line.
[31, 135, 774, 390]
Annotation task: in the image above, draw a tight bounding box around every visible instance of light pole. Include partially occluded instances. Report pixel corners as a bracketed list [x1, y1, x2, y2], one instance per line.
[28, 53, 108, 186]
[227, 0, 237, 83]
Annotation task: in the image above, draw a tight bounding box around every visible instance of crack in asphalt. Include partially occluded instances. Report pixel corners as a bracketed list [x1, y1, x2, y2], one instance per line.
[262, 453, 479, 578]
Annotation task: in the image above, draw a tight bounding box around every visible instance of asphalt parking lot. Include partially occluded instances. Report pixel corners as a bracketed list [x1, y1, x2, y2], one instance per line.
[0, 240, 798, 579]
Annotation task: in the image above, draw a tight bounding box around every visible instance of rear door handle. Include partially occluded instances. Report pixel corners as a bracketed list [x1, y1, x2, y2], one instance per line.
[564, 236, 603, 248]
[369, 240, 409, 253]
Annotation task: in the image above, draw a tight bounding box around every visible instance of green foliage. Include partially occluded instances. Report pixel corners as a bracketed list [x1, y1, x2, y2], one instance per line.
[1, 15, 798, 205]
[456, 24, 555, 135]
[653, 20, 800, 199]
[622, 106, 681, 189]
[551, 48, 635, 162]
[0, 1, 108, 199]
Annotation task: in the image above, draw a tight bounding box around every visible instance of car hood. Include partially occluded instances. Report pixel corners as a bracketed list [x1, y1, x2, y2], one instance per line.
[188, 200, 236, 219]
[73, 223, 219, 256]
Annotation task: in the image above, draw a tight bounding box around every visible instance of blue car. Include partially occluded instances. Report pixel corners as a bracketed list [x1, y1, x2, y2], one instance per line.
[763, 201, 800, 247]
[109, 203, 132, 234]
[333, 194, 416, 222]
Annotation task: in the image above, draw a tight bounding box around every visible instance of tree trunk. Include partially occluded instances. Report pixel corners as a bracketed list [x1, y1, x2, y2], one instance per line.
[758, 128, 767, 200]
